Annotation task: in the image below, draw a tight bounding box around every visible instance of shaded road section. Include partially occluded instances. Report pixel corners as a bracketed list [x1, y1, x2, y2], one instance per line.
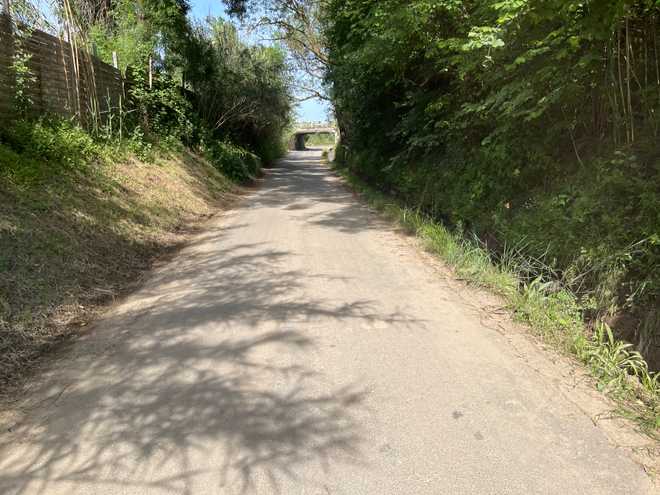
[0, 150, 654, 494]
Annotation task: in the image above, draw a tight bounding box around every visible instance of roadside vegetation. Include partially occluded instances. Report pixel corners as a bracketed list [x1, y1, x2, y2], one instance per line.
[0, 143, 237, 393]
[316, 0, 660, 433]
[321, 4, 660, 368]
[333, 161, 660, 437]
[0, 0, 292, 390]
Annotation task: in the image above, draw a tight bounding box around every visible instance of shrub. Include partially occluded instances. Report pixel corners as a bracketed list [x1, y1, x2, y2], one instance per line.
[0, 118, 100, 184]
[128, 69, 194, 145]
[205, 141, 261, 183]
[253, 135, 287, 166]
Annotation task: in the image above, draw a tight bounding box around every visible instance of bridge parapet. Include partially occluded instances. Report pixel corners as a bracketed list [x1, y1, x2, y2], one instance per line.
[295, 121, 336, 130]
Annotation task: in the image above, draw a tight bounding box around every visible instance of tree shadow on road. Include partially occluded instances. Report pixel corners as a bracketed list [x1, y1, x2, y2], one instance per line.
[0, 238, 418, 494]
[254, 153, 389, 236]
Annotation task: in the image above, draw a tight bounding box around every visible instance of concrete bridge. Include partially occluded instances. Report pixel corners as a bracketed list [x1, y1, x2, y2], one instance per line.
[290, 122, 338, 150]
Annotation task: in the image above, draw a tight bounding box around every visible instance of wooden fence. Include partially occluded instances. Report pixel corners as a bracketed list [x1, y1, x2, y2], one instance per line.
[0, 14, 124, 126]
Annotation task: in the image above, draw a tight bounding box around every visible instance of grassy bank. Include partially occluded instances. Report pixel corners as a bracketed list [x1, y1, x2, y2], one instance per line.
[330, 156, 660, 438]
[0, 119, 253, 394]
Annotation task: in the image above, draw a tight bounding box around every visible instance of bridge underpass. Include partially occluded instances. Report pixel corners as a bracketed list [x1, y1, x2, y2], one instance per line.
[290, 123, 338, 151]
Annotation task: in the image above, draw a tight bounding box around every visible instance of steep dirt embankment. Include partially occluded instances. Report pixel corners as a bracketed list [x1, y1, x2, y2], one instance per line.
[0, 149, 239, 395]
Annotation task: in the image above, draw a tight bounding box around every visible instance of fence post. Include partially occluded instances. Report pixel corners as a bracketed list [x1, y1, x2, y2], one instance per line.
[148, 55, 152, 89]
[112, 51, 118, 69]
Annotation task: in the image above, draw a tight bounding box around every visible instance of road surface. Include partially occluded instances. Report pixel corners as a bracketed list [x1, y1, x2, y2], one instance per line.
[0, 150, 654, 494]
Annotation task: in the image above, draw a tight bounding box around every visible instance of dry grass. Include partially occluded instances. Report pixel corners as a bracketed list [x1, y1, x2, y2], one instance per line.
[0, 148, 238, 395]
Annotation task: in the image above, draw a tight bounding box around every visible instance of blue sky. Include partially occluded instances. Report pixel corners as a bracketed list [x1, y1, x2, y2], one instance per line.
[189, 0, 329, 122]
[297, 98, 331, 122]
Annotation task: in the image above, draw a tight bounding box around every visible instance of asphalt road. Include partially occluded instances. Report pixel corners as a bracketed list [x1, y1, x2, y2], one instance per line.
[0, 150, 654, 494]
